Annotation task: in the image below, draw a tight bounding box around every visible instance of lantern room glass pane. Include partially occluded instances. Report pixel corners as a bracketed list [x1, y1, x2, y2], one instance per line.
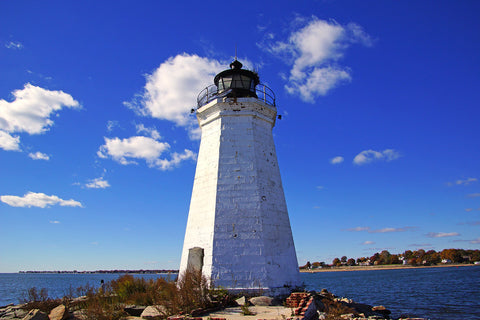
[222, 76, 232, 91]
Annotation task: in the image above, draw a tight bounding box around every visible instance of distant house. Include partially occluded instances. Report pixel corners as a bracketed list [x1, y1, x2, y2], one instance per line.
[474, 261, 480, 265]
[358, 260, 372, 266]
[442, 259, 452, 264]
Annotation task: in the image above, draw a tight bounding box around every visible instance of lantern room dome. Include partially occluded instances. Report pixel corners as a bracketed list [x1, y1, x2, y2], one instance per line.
[214, 59, 259, 98]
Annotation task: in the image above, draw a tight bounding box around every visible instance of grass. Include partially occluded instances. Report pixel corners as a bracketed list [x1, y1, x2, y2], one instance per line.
[19, 270, 232, 320]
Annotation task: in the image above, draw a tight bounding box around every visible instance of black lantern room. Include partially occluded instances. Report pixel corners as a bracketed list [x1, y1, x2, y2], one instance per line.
[214, 60, 259, 98]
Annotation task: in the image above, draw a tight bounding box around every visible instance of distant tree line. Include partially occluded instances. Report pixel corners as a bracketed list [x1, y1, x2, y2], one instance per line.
[300, 248, 480, 269]
[19, 269, 179, 274]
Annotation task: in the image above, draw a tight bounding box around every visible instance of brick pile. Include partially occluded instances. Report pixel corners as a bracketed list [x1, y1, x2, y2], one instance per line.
[285, 292, 310, 308]
[285, 292, 318, 320]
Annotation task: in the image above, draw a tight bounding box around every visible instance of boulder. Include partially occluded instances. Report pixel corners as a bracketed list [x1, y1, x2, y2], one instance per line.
[372, 305, 391, 316]
[49, 304, 69, 320]
[234, 296, 247, 306]
[140, 306, 167, 319]
[22, 309, 49, 320]
[248, 296, 273, 306]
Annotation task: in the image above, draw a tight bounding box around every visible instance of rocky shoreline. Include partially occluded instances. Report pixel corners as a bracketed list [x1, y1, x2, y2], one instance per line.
[0, 289, 427, 320]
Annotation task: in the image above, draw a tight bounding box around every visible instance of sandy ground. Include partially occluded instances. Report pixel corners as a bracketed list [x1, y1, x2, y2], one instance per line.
[206, 306, 292, 320]
[300, 263, 479, 273]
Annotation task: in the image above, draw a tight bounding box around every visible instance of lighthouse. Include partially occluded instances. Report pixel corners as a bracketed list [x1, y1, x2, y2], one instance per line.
[179, 60, 301, 296]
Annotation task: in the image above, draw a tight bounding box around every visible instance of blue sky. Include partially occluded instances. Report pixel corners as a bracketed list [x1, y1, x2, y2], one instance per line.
[1, 1, 479, 273]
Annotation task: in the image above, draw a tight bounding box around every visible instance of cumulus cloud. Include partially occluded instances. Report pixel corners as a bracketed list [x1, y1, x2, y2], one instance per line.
[85, 177, 110, 189]
[330, 156, 344, 164]
[0, 192, 82, 208]
[0, 131, 20, 151]
[264, 17, 372, 102]
[136, 124, 161, 140]
[0, 83, 80, 151]
[125, 54, 223, 138]
[426, 232, 460, 238]
[97, 136, 195, 170]
[353, 149, 400, 165]
[28, 152, 50, 160]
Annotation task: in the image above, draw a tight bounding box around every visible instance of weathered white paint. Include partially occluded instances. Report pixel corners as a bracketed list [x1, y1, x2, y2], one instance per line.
[179, 97, 301, 296]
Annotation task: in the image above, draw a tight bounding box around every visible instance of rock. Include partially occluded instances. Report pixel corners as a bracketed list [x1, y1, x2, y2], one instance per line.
[124, 305, 146, 317]
[248, 296, 273, 306]
[69, 310, 86, 320]
[140, 306, 166, 319]
[49, 304, 69, 320]
[372, 305, 391, 316]
[235, 296, 247, 306]
[22, 309, 49, 320]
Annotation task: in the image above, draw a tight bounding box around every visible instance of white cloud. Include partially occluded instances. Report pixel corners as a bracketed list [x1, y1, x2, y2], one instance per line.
[0, 131, 20, 151]
[98, 136, 169, 165]
[353, 149, 400, 165]
[471, 238, 480, 244]
[362, 241, 375, 245]
[447, 177, 477, 186]
[136, 124, 161, 140]
[0, 192, 82, 208]
[28, 152, 50, 160]
[85, 177, 110, 189]
[5, 41, 23, 49]
[0, 83, 80, 152]
[125, 54, 223, 138]
[97, 136, 196, 170]
[49, 220, 60, 224]
[346, 226, 414, 233]
[346, 226, 370, 232]
[106, 120, 119, 132]
[330, 156, 344, 164]
[426, 232, 460, 238]
[267, 17, 372, 102]
[369, 227, 413, 233]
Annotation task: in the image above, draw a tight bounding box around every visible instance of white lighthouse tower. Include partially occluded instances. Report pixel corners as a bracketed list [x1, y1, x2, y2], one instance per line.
[179, 60, 301, 296]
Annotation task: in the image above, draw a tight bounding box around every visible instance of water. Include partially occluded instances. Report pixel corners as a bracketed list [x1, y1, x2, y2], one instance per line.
[1, 267, 479, 319]
[303, 266, 480, 319]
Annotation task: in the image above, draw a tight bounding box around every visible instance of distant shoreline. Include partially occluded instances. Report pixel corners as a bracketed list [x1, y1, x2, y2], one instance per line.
[300, 263, 479, 273]
[17, 270, 179, 274]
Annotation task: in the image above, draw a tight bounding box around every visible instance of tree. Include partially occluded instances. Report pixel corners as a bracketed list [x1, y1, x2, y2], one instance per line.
[341, 256, 347, 263]
[346, 258, 356, 266]
[379, 250, 391, 265]
[332, 258, 341, 267]
[403, 250, 413, 260]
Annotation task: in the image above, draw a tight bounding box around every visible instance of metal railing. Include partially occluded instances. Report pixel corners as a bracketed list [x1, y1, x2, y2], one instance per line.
[197, 83, 276, 108]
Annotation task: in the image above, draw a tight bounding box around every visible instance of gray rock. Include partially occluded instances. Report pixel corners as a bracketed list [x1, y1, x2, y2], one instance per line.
[22, 309, 49, 320]
[248, 296, 274, 306]
[48, 304, 69, 320]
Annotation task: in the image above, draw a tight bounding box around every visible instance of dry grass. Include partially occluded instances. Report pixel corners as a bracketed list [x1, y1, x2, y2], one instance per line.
[20, 270, 230, 319]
